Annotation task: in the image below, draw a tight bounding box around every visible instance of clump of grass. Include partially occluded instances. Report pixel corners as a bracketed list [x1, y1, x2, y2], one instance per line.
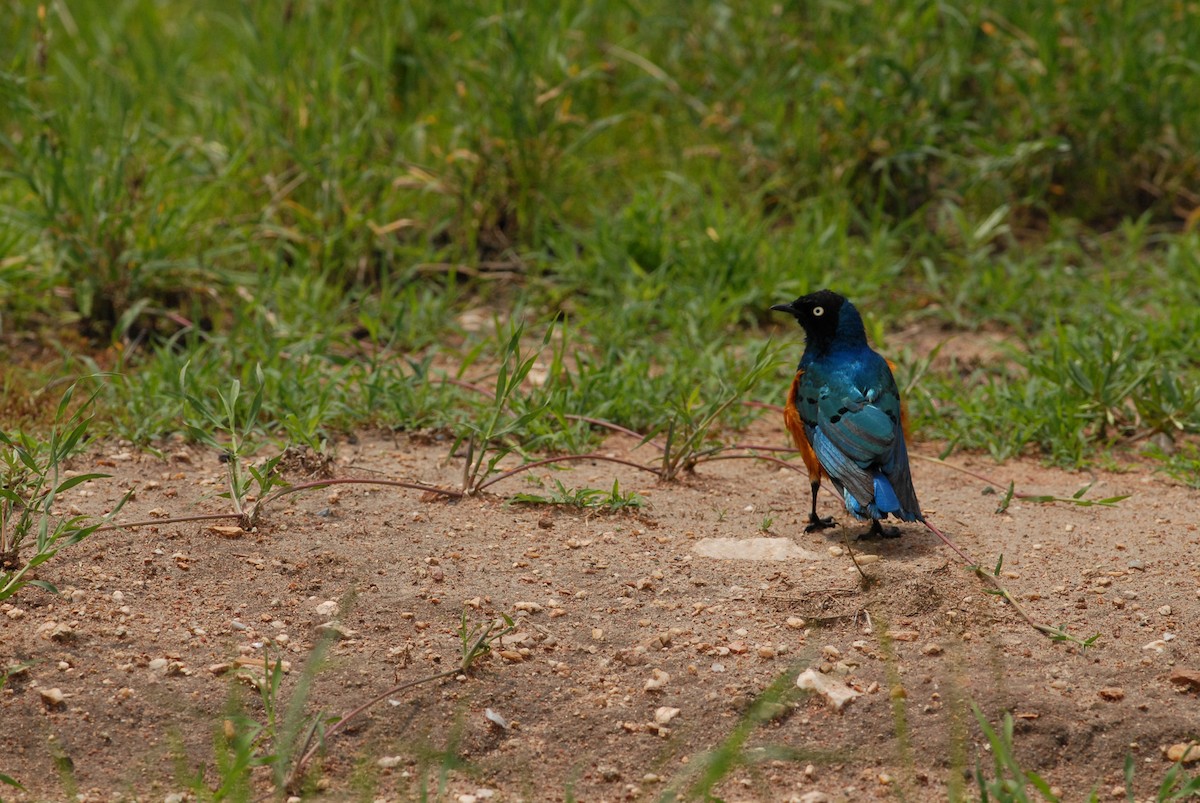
[0, 381, 128, 600]
[509, 477, 645, 511]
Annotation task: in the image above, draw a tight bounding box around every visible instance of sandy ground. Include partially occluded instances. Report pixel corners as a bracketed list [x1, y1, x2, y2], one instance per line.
[2, 424, 1199, 802]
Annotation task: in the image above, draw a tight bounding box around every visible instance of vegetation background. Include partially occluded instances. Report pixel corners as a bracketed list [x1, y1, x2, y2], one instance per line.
[3, 0, 1200, 472]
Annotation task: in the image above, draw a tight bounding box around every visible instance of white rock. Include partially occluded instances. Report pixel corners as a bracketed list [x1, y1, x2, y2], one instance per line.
[796, 668, 861, 711]
[39, 687, 65, 706]
[654, 706, 681, 725]
[644, 668, 670, 692]
[315, 600, 338, 617]
[693, 537, 823, 562]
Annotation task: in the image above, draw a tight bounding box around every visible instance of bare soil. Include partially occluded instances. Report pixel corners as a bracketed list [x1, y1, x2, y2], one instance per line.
[2, 424, 1199, 802]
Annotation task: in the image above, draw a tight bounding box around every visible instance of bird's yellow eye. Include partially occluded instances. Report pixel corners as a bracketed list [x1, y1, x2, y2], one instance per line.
[812, 306, 825, 317]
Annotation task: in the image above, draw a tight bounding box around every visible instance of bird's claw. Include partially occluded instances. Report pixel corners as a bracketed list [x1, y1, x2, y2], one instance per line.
[859, 520, 901, 539]
[804, 515, 837, 533]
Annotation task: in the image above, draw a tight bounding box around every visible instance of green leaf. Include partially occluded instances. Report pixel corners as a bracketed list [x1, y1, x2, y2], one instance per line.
[53, 473, 110, 495]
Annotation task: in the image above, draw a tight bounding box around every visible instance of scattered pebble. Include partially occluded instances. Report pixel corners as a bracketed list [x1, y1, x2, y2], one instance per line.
[484, 708, 511, 730]
[1168, 669, 1200, 692]
[644, 668, 670, 692]
[654, 706, 681, 725]
[314, 622, 356, 639]
[1097, 687, 1125, 701]
[796, 667, 861, 711]
[921, 643, 944, 657]
[1158, 605, 1172, 616]
[39, 687, 65, 708]
[1166, 743, 1200, 763]
[315, 600, 338, 618]
[377, 756, 404, 769]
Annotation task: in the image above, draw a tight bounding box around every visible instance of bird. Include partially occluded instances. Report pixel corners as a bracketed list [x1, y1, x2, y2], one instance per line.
[771, 289, 922, 539]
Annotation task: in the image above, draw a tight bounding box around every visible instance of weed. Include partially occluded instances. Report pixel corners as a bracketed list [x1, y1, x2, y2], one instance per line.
[657, 342, 780, 481]
[972, 705, 1062, 802]
[0, 381, 128, 600]
[509, 478, 645, 511]
[455, 322, 553, 494]
[179, 363, 289, 528]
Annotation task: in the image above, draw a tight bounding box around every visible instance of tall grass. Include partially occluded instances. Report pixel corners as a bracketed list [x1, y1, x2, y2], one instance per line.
[3, 1, 1200, 469]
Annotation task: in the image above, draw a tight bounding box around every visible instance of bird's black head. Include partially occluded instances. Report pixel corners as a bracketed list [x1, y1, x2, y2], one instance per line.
[770, 289, 864, 351]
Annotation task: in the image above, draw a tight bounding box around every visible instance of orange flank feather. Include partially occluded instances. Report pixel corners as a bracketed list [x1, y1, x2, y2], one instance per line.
[784, 370, 823, 484]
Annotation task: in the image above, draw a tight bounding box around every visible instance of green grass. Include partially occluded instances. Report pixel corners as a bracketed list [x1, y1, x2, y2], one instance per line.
[4, 0, 1200, 476]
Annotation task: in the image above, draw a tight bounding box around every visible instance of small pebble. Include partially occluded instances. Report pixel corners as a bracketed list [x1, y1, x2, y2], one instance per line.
[1166, 743, 1200, 763]
[654, 706, 681, 725]
[315, 600, 338, 617]
[39, 687, 65, 707]
[644, 668, 670, 692]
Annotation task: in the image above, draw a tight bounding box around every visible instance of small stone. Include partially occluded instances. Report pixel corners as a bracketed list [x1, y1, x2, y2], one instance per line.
[1168, 668, 1200, 692]
[1097, 687, 1125, 701]
[484, 708, 511, 730]
[786, 616, 806, 630]
[456, 795, 477, 803]
[644, 668, 670, 692]
[148, 658, 170, 674]
[377, 755, 404, 768]
[922, 643, 944, 657]
[888, 629, 919, 642]
[1166, 743, 1200, 763]
[315, 600, 338, 618]
[1159, 605, 1172, 616]
[654, 706, 681, 725]
[39, 687, 65, 707]
[48, 622, 75, 642]
[314, 622, 356, 639]
[498, 650, 524, 663]
[514, 601, 543, 613]
[796, 667, 861, 710]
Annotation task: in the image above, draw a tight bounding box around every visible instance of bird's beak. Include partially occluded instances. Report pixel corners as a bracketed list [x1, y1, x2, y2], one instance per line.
[770, 302, 796, 315]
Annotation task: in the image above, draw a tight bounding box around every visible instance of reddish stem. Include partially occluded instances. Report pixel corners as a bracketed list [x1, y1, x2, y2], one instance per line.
[476, 453, 661, 492]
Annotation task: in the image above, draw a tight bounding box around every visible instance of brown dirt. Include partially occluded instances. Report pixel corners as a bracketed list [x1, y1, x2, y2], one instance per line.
[2, 424, 1199, 802]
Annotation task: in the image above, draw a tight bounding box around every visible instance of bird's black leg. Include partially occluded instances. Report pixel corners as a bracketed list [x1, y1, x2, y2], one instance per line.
[804, 480, 836, 533]
[860, 519, 901, 539]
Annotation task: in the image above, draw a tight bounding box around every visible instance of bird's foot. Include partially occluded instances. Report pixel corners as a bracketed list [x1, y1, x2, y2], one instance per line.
[804, 514, 837, 533]
[859, 520, 901, 539]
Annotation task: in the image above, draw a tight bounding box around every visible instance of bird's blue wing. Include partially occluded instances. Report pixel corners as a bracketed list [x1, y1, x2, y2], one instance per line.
[799, 353, 919, 519]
